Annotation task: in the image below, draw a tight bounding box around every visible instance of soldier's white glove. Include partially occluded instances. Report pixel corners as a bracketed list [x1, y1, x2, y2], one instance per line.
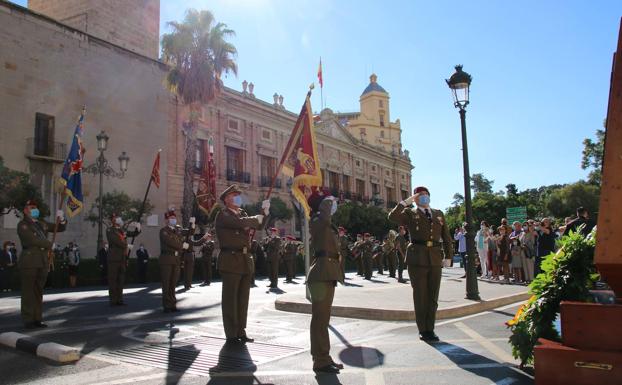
[52, 243, 57, 250]
[182, 242, 190, 250]
[130, 222, 141, 232]
[261, 200, 270, 215]
[189, 217, 196, 224]
[56, 210, 65, 221]
[127, 244, 134, 251]
[257, 214, 264, 224]
[401, 195, 415, 206]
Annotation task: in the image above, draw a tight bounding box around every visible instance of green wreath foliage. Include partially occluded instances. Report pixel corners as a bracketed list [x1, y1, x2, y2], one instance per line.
[506, 228, 599, 366]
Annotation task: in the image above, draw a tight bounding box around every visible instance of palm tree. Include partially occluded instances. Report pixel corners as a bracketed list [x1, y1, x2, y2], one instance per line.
[161, 9, 237, 225]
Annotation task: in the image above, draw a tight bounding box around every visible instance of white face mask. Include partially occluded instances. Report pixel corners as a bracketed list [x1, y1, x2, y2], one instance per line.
[115, 217, 124, 226]
[330, 200, 338, 215]
[169, 218, 177, 227]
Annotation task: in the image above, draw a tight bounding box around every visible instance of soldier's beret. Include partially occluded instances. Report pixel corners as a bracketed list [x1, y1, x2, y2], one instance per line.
[338, 226, 345, 231]
[357, 233, 362, 237]
[364, 232, 371, 237]
[286, 235, 296, 240]
[398, 225, 405, 231]
[164, 210, 176, 219]
[25, 199, 38, 207]
[270, 227, 278, 232]
[414, 186, 430, 195]
[220, 184, 242, 201]
[110, 212, 118, 220]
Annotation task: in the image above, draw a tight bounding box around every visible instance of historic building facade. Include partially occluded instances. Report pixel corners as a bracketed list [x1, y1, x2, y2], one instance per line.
[0, 0, 413, 255]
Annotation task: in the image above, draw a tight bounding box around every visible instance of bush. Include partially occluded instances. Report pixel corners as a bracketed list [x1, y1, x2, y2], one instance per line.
[506, 228, 599, 366]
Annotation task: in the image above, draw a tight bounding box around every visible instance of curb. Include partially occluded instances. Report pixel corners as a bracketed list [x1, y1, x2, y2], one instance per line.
[274, 292, 530, 321]
[0, 332, 80, 363]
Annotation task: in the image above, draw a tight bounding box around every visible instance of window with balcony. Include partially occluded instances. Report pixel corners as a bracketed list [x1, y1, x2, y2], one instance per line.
[260, 155, 276, 187]
[386, 187, 394, 203]
[379, 113, 385, 127]
[342, 174, 350, 193]
[401, 190, 409, 200]
[371, 183, 380, 196]
[356, 179, 366, 201]
[226, 146, 248, 183]
[328, 171, 340, 196]
[34, 113, 55, 156]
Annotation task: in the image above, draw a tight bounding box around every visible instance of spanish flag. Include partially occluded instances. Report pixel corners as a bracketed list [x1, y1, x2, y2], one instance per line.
[280, 91, 322, 218]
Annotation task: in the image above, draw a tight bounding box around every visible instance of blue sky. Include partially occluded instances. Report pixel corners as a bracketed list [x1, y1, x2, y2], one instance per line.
[15, 0, 622, 210]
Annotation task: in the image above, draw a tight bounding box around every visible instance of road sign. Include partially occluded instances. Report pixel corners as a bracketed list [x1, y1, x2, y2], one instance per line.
[506, 206, 527, 224]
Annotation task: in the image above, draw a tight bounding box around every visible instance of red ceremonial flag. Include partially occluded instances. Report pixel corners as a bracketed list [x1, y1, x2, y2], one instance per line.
[151, 150, 161, 188]
[317, 58, 323, 88]
[197, 138, 217, 214]
[281, 92, 322, 218]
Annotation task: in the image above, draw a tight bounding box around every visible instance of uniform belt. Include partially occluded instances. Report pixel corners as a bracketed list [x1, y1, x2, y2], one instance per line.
[412, 240, 442, 247]
[221, 247, 248, 254]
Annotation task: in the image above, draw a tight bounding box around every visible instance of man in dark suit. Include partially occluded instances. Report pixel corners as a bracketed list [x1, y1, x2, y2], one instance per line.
[136, 244, 149, 284]
[389, 186, 453, 342]
[563, 207, 595, 237]
[215, 185, 269, 343]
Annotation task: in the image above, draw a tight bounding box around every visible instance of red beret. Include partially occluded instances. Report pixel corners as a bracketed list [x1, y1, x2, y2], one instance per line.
[164, 210, 176, 219]
[364, 233, 371, 237]
[270, 227, 278, 232]
[338, 226, 345, 231]
[286, 235, 296, 240]
[25, 199, 38, 207]
[110, 212, 118, 220]
[414, 186, 430, 195]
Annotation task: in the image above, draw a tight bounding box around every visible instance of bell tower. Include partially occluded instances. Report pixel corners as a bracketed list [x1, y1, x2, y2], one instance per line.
[28, 0, 160, 60]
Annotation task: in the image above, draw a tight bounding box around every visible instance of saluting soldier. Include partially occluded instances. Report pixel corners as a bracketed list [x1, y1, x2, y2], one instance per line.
[388, 186, 453, 342]
[307, 190, 344, 373]
[263, 227, 282, 289]
[159, 209, 187, 312]
[200, 233, 215, 286]
[17, 200, 66, 328]
[106, 213, 140, 306]
[395, 226, 408, 283]
[215, 185, 269, 343]
[283, 236, 298, 283]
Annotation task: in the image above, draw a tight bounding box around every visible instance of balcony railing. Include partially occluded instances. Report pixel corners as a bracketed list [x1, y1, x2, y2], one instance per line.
[259, 175, 282, 188]
[226, 169, 251, 184]
[26, 138, 67, 163]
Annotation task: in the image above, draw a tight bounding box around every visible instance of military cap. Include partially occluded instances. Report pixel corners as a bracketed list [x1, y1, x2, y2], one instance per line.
[164, 210, 176, 219]
[270, 227, 278, 232]
[338, 226, 345, 231]
[25, 199, 38, 207]
[220, 184, 242, 201]
[363, 232, 371, 237]
[286, 235, 296, 240]
[413, 186, 430, 195]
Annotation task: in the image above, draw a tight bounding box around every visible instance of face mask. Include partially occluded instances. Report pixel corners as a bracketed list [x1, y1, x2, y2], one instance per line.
[232, 195, 242, 206]
[535, 226, 541, 231]
[418, 195, 430, 206]
[330, 200, 338, 215]
[169, 218, 177, 226]
[115, 217, 124, 226]
[30, 208, 40, 219]
[513, 241, 518, 246]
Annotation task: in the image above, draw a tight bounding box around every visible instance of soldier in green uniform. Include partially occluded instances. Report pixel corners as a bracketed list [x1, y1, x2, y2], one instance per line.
[215, 185, 269, 343]
[106, 213, 141, 306]
[337, 227, 350, 278]
[200, 233, 215, 286]
[351, 234, 364, 276]
[159, 210, 187, 312]
[359, 233, 374, 280]
[17, 200, 66, 328]
[382, 233, 397, 278]
[388, 186, 453, 342]
[283, 236, 298, 283]
[263, 227, 282, 289]
[182, 217, 205, 290]
[395, 226, 408, 283]
[307, 190, 344, 374]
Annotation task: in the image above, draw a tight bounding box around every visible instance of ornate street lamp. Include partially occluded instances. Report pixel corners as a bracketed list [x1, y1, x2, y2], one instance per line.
[446, 65, 480, 300]
[84, 130, 130, 251]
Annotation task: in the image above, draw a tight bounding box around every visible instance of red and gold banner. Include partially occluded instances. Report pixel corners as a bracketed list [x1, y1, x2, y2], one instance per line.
[197, 137, 217, 215]
[281, 92, 322, 218]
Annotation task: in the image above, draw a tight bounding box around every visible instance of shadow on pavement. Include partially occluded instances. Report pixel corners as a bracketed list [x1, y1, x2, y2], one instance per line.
[207, 341, 261, 385]
[329, 325, 384, 369]
[314, 373, 343, 385]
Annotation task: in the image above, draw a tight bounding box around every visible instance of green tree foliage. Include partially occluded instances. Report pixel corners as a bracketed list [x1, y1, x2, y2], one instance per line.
[84, 190, 153, 228]
[470, 173, 494, 194]
[507, 229, 598, 366]
[161, 8, 237, 226]
[333, 202, 393, 239]
[242, 197, 293, 229]
[545, 182, 600, 219]
[0, 156, 49, 217]
[581, 128, 605, 186]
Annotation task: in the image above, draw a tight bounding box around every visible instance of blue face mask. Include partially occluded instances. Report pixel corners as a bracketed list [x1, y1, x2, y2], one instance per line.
[30, 208, 40, 219]
[418, 195, 430, 206]
[232, 195, 243, 207]
[169, 218, 177, 227]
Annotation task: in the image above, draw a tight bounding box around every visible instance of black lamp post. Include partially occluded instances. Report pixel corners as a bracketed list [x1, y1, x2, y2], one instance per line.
[446, 65, 480, 300]
[84, 130, 130, 251]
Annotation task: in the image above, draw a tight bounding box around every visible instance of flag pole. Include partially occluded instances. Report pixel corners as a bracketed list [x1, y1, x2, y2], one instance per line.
[129, 149, 161, 246]
[48, 189, 67, 271]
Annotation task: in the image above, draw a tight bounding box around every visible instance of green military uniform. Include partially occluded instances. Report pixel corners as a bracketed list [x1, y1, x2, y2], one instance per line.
[159, 224, 185, 311]
[382, 239, 397, 278]
[308, 198, 344, 371]
[395, 233, 408, 282]
[106, 225, 136, 305]
[215, 206, 263, 340]
[283, 240, 298, 282]
[183, 232, 207, 289]
[264, 235, 282, 288]
[201, 240, 215, 285]
[388, 202, 453, 336]
[351, 238, 364, 276]
[250, 239, 264, 286]
[338, 234, 350, 279]
[358, 239, 374, 280]
[17, 216, 66, 325]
